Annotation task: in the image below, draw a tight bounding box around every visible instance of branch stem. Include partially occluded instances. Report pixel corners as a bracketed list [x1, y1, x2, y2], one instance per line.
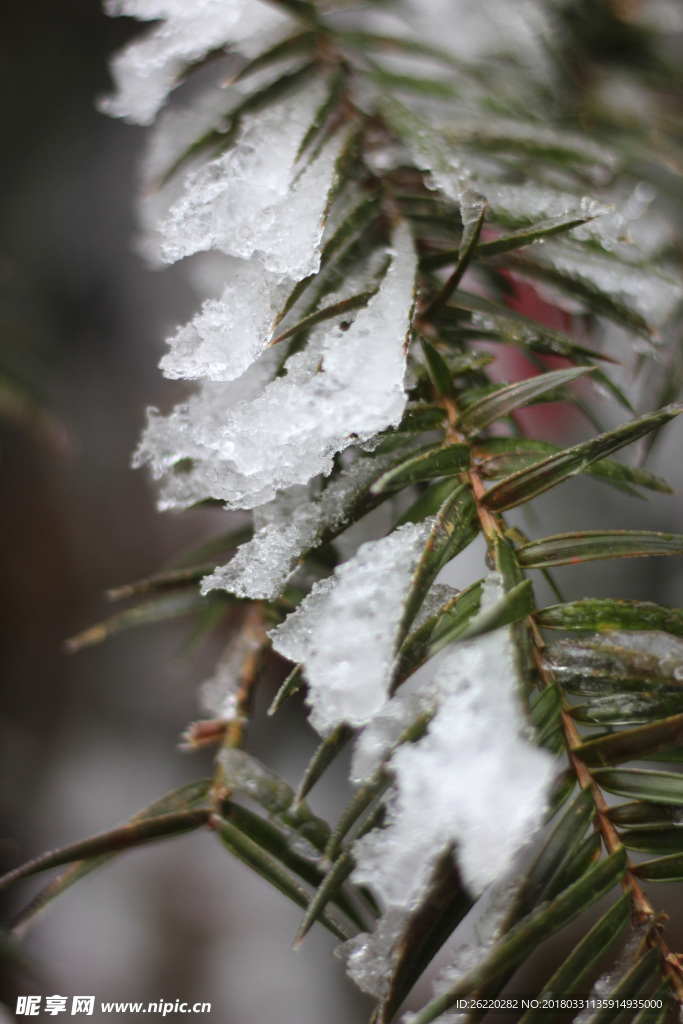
[530, 618, 683, 999]
[433, 369, 683, 1002]
[211, 604, 268, 803]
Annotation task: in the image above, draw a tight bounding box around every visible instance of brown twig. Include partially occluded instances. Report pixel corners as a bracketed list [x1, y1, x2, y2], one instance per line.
[205, 603, 268, 803]
[427, 345, 683, 1001]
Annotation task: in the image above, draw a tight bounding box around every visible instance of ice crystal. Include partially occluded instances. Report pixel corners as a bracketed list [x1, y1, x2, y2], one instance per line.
[412, 583, 460, 631]
[573, 925, 650, 1024]
[218, 748, 293, 816]
[382, 96, 469, 201]
[269, 521, 433, 736]
[405, 0, 550, 69]
[488, 185, 614, 233]
[160, 259, 291, 382]
[158, 82, 342, 276]
[341, 906, 410, 1000]
[202, 453, 402, 600]
[545, 630, 683, 686]
[447, 120, 615, 173]
[460, 186, 488, 245]
[137, 224, 417, 511]
[433, 875, 519, 992]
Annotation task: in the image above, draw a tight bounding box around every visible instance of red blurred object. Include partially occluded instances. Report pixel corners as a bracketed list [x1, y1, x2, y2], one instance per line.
[486, 269, 591, 442]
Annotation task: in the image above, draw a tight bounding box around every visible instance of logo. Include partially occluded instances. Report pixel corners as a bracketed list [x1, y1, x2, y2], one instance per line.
[16, 997, 41, 1016]
[72, 997, 95, 1015]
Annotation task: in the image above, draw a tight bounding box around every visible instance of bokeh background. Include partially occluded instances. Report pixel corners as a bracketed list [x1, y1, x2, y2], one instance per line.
[0, 2, 366, 1019]
[0, 2, 682, 1022]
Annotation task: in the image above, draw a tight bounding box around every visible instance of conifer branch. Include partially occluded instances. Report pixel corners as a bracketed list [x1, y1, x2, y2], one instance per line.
[4, 2, 683, 1019]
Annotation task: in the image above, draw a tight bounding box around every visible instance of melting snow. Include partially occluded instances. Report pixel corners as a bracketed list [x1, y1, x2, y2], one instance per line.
[158, 83, 342, 277]
[269, 521, 433, 735]
[160, 259, 291, 382]
[100, 0, 293, 125]
[341, 576, 555, 998]
[202, 453, 402, 600]
[136, 224, 417, 510]
[353, 575, 554, 903]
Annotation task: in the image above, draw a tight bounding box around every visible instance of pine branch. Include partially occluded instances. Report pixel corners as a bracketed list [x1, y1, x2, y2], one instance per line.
[4, 1, 683, 1020]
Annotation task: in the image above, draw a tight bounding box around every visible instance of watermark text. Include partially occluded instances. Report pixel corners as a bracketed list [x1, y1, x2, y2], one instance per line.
[17, 996, 211, 1016]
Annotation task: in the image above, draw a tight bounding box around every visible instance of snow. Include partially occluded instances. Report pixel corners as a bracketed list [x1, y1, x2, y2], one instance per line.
[160, 259, 291, 382]
[341, 906, 410, 1000]
[140, 62, 307, 187]
[100, 0, 680, 1007]
[136, 66, 322, 266]
[132, 350, 279, 510]
[137, 223, 417, 511]
[268, 576, 337, 668]
[141, 80, 241, 187]
[158, 82, 343, 276]
[350, 691, 427, 785]
[338, 577, 554, 999]
[352, 577, 555, 904]
[201, 453, 401, 600]
[270, 569, 553, 999]
[100, 0, 294, 125]
[269, 521, 433, 736]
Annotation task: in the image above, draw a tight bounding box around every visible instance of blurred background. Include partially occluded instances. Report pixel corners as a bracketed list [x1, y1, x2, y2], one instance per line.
[0, 2, 681, 1022]
[0, 2, 369, 1019]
